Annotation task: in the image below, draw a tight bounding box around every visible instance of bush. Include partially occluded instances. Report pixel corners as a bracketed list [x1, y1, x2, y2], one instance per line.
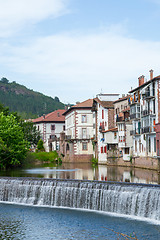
[31, 151, 62, 164]
[91, 156, 98, 166]
[37, 139, 45, 151]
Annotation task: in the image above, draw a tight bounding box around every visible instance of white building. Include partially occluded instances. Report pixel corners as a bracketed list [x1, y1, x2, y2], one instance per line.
[63, 99, 94, 162]
[129, 70, 160, 157]
[113, 96, 133, 161]
[33, 109, 65, 152]
[92, 94, 119, 163]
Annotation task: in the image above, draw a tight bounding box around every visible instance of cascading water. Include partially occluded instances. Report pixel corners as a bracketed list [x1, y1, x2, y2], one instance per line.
[0, 177, 160, 221]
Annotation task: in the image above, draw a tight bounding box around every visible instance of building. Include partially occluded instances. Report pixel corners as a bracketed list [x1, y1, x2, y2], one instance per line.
[63, 99, 94, 162]
[128, 70, 160, 158]
[92, 93, 119, 163]
[113, 95, 132, 161]
[33, 109, 65, 152]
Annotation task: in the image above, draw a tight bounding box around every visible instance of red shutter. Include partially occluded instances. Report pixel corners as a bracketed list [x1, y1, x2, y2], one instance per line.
[102, 109, 104, 119]
[104, 146, 107, 153]
[101, 147, 103, 153]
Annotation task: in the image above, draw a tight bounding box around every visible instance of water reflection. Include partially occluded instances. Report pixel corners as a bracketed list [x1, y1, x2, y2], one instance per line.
[0, 163, 160, 184]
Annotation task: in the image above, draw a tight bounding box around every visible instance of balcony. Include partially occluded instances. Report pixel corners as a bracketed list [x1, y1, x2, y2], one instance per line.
[143, 91, 155, 100]
[130, 128, 141, 135]
[79, 135, 91, 139]
[65, 135, 71, 140]
[48, 135, 58, 143]
[141, 126, 155, 134]
[116, 117, 123, 122]
[141, 110, 156, 117]
[130, 113, 140, 120]
[129, 99, 139, 105]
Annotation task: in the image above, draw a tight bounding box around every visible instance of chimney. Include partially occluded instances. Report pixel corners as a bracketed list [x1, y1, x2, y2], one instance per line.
[138, 75, 145, 86]
[43, 114, 45, 119]
[149, 69, 153, 80]
[138, 76, 142, 86]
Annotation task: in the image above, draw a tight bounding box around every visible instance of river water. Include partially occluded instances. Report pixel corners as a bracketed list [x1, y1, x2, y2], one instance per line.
[0, 163, 160, 239]
[0, 203, 160, 240]
[0, 163, 159, 184]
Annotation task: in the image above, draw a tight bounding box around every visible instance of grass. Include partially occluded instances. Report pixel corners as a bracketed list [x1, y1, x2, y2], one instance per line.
[24, 151, 62, 167]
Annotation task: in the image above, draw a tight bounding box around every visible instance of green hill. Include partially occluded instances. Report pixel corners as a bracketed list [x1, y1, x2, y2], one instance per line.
[0, 78, 65, 118]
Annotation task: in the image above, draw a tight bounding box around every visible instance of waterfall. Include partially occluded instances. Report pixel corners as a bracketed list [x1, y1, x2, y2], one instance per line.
[0, 177, 160, 221]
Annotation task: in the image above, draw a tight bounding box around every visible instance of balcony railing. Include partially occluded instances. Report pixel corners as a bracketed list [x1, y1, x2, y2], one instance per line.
[116, 117, 123, 122]
[65, 135, 91, 140]
[130, 128, 141, 135]
[141, 110, 156, 117]
[143, 92, 155, 99]
[130, 113, 140, 120]
[65, 135, 71, 140]
[129, 99, 139, 105]
[141, 126, 155, 134]
[48, 135, 59, 143]
[79, 135, 91, 139]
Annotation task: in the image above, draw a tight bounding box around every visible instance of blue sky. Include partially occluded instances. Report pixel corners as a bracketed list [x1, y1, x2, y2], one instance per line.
[1, 0, 160, 104]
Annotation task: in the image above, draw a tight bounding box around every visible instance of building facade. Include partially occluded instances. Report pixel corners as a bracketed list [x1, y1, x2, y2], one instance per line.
[33, 109, 65, 152]
[92, 94, 119, 163]
[113, 96, 133, 161]
[63, 99, 94, 162]
[129, 70, 160, 158]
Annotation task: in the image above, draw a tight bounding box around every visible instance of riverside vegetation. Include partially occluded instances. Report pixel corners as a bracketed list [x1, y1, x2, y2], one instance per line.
[0, 102, 62, 169]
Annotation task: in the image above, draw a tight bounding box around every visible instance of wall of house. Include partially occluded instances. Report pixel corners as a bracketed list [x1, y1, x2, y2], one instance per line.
[35, 122, 65, 152]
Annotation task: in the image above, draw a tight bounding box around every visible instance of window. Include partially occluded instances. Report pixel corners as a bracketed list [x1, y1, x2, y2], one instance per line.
[148, 138, 151, 153]
[37, 126, 39, 131]
[125, 148, 129, 154]
[82, 142, 87, 150]
[63, 125, 65, 131]
[154, 137, 156, 153]
[139, 140, 141, 153]
[135, 140, 137, 152]
[153, 100, 155, 114]
[82, 128, 87, 138]
[82, 115, 87, 123]
[51, 125, 55, 130]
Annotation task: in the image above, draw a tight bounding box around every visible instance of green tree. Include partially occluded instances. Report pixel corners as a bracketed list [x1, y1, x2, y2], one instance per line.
[1, 77, 9, 84]
[0, 113, 29, 169]
[37, 139, 45, 151]
[0, 103, 9, 116]
[21, 121, 41, 147]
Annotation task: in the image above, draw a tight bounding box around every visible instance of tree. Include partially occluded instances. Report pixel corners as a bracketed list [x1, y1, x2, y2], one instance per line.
[37, 139, 45, 151]
[0, 113, 29, 169]
[1, 77, 9, 84]
[0, 103, 9, 116]
[21, 121, 41, 147]
[54, 96, 60, 102]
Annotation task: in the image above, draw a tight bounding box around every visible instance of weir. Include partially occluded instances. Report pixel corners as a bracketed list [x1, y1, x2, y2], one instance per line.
[0, 177, 160, 221]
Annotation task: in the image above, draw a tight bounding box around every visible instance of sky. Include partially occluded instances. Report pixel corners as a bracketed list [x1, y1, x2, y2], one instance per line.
[1, 0, 160, 104]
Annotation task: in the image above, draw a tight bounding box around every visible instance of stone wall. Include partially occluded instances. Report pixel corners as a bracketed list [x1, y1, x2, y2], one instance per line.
[106, 156, 160, 171]
[63, 154, 93, 163]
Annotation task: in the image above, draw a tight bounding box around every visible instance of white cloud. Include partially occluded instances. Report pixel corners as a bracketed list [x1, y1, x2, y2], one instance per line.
[0, 0, 69, 37]
[1, 28, 160, 103]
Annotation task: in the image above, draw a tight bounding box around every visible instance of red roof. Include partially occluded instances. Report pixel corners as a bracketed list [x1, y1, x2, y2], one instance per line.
[94, 98, 114, 108]
[63, 99, 93, 115]
[32, 109, 65, 123]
